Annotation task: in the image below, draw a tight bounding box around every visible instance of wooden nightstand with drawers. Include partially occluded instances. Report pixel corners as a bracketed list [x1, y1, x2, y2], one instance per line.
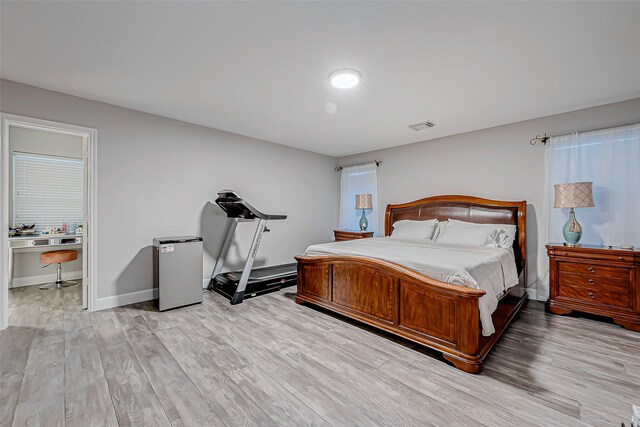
[333, 229, 374, 242]
[546, 244, 640, 332]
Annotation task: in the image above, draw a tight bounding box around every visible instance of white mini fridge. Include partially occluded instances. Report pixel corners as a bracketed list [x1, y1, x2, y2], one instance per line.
[153, 236, 203, 311]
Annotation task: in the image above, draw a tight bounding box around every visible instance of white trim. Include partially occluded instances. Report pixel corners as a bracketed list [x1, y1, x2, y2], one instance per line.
[526, 287, 547, 302]
[84, 125, 99, 312]
[11, 271, 83, 288]
[94, 288, 158, 311]
[0, 113, 98, 330]
[1, 117, 10, 330]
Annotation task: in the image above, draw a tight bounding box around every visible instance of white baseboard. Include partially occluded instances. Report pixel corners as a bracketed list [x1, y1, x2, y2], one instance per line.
[10, 271, 83, 288]
[95, 278, 210, 312]
[94, 288, 158, 311]
[526, 287, 547, 302]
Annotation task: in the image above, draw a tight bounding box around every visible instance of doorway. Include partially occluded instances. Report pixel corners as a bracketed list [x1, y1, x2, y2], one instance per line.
[1, 114, 97, 330]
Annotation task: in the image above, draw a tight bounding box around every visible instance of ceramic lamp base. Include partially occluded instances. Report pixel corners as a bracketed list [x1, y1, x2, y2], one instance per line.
[562, 208, 582, 246]
[359, 210, 368, 231]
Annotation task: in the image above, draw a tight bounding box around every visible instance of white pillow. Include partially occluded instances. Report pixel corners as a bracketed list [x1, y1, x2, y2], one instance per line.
[437, 219, 517, 249]
[435, 222, 494, 246]
[390, 219, 438, 241]
[455, 220, 517, 249]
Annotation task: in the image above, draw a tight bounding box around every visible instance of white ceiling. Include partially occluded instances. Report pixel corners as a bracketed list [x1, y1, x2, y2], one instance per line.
[2, 1, 640, 157]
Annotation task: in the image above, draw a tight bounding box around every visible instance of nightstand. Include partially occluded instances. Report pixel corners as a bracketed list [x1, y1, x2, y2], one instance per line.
[334, 229, 374, 242]
[546, 243, 640, 332]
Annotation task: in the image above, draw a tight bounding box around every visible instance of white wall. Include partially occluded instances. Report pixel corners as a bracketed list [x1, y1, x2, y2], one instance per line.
[337, 97, 640, 300]
[9, 126, 84, 283]
[1, 79, 340, 301]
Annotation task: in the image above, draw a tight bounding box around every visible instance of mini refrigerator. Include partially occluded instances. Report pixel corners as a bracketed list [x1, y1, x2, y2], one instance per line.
[153, 236, 203, 311]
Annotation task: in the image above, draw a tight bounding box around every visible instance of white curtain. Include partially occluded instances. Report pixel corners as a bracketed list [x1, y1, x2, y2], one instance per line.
[548, 123, 640, 247]
[339, 163, 379, 235]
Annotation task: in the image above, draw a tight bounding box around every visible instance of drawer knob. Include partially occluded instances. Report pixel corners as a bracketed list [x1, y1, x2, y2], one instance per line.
[618, 257, 624, 261]
[588, 292, 596, 299]
[588, 279, 595, 285]
[588, 266, 595, 273]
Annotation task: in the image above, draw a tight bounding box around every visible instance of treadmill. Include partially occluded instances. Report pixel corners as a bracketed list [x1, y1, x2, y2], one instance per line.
[207, 190, 297, 304]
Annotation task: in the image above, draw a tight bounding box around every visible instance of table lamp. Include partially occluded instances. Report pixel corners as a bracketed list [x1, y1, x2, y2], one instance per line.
[355, 194, 373, 231]
[553, 182, 594, 246]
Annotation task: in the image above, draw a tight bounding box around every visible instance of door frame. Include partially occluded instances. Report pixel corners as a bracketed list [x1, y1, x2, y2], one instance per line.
[1, 113, 98, 329]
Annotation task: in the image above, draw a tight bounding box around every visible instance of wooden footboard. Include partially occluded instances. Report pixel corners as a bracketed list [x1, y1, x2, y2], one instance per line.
[295, 254, 527, 373]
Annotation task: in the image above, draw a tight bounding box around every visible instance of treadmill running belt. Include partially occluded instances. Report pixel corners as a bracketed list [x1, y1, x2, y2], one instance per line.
[218, 262, 297, 284]
[211, 262, 297, 301]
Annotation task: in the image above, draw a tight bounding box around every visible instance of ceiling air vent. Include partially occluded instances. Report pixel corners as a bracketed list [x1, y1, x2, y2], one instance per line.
[408, 121, 436, 131]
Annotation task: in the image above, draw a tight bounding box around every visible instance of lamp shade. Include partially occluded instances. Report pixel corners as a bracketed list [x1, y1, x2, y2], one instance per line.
[553, 182, 595, 208]
[355, 194, 373, 210]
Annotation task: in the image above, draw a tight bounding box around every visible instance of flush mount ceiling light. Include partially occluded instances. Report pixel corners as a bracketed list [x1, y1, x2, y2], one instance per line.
[408, 120, 436, 131]
[329, 68, 362, 89]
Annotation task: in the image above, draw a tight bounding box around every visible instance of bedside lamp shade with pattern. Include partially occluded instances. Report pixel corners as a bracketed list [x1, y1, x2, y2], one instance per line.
[553, 182, 594, 246]
[355, 194, 373, 231]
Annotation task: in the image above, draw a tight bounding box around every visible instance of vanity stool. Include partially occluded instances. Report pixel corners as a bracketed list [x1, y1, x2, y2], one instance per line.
[40, 249, 79, 290]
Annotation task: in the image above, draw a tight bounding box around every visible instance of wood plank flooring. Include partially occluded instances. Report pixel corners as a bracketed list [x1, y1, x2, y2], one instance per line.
[1, 284, 638, 426]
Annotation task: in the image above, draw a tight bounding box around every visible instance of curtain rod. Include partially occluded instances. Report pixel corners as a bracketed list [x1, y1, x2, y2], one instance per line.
[529, 133, 549, 146]
[530, 121, 640, 146]
[335, 160, 382, 172]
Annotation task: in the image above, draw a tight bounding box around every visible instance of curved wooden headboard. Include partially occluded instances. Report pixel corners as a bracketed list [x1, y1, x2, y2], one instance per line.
[385, 195, 527, 275]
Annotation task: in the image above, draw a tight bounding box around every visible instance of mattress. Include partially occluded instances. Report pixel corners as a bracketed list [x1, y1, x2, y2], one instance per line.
[303, 237, 519, 336]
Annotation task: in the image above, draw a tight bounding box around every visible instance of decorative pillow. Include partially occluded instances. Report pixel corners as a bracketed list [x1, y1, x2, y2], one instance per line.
[390, 219, 438, 241]
[486, 228, 509, 248]
[439, 219, 517, 249]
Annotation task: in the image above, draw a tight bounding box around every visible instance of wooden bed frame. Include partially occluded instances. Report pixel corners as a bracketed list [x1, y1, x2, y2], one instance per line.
[295, 195, 528, 373]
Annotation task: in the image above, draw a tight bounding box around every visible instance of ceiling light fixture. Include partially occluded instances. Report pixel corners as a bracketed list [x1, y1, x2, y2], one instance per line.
[408, 120, 436, 131]
[329, 68, 362, 89]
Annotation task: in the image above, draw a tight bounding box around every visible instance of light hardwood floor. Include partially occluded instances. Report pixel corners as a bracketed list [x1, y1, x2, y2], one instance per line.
[1, 284, 638, 426]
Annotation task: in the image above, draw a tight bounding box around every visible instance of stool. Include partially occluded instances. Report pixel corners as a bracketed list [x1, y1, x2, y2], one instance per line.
[39, 250, 79, 290]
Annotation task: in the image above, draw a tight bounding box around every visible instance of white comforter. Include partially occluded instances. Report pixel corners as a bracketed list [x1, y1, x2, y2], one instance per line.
[303, 237, 519, 336]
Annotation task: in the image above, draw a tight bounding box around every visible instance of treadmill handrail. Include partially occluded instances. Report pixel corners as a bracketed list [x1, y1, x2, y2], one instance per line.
[215, 191, 287, 220]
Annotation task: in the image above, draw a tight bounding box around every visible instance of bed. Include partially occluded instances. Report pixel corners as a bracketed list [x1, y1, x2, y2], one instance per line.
[294, 195, 528, 373]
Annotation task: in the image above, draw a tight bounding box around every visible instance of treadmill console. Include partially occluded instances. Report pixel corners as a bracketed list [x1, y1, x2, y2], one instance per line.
[215, 191, 255, 219]
[214, 190, 286, 221]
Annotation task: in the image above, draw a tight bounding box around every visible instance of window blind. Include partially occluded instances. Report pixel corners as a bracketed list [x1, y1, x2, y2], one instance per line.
[12, 152, 84, 230]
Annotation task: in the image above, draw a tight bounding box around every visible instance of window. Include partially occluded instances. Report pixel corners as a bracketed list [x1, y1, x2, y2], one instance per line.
[12, 152, 84, 230]
[339, 162, 379, 235]
[547, 123, 640, 247]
